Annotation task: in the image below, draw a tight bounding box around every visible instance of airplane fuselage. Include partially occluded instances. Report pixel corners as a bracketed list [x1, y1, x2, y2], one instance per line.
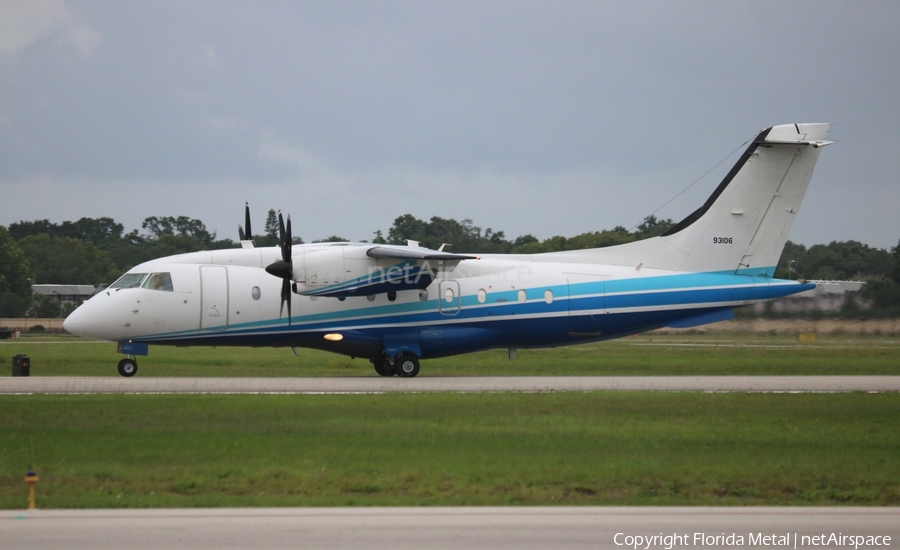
[64, 244, 810, 360]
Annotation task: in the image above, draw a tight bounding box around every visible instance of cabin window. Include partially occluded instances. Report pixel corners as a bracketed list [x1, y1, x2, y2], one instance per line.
[110, 273, 148, 289]
[544, 289, 554, 304]
[419, 290, 428, 302]
[252, 286, 261, 300]
[477, 289, 487, 303]
[367, 295, 376, 302]
[517, 289, 526, 303]
[444, 287, 455, 303]
[142, 272, 174, 292]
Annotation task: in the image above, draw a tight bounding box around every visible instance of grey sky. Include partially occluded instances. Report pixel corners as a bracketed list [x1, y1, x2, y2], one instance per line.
[1, 1, 898, 249]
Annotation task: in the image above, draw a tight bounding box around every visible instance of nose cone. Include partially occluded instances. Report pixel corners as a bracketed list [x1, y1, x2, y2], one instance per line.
[63, 305, 88, 337]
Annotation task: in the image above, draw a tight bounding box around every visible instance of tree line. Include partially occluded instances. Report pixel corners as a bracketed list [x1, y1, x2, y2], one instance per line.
[1, 211, 898, 317]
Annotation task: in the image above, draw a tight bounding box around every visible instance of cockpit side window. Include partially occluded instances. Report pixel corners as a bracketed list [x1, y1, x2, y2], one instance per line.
[110, 273, 148, 289]
[142, 272, 174, 292]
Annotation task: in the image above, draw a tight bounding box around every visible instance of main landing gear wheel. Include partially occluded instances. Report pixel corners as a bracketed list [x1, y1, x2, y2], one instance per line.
[117, 358, 138, 377]
[373, 358, 394, 377]
[395, 353, 420, 378]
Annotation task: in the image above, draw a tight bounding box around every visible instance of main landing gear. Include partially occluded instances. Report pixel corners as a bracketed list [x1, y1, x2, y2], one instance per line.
[371, 352, 420, 378]
[117, 357, 138, 377]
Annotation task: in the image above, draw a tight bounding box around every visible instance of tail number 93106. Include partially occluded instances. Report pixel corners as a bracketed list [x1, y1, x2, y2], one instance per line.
[713, 237, 733, 244]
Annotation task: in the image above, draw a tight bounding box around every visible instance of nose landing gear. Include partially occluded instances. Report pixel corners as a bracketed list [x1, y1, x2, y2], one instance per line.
[115, 341, 148, 377]
[117, 357, 138, 377]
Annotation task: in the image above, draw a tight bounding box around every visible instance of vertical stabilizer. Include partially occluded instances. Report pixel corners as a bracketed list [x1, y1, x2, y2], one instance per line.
[592, 123, 832, 275]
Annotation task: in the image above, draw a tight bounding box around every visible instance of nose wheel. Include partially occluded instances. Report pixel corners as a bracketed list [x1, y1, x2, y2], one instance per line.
[117, 357, 138, 377]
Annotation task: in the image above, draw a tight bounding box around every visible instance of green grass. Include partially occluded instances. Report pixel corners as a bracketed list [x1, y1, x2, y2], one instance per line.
[3, 333, 897, 509]
[1, 332, 899, 376]
[1, 392, 898, 508]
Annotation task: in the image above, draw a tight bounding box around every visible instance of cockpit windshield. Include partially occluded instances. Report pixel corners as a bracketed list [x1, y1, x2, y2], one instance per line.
[109, 272, 174, 291]
[109, 273, 147, 289]
[142, 272, 174, 292]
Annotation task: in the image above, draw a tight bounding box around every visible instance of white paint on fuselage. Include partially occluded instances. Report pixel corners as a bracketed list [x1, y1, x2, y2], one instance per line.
[67, 241, 760, 345]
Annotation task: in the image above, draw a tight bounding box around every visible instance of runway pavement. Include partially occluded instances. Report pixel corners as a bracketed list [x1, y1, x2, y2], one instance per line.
[3, 507, 898, 550]
[2, 375, 900, 394]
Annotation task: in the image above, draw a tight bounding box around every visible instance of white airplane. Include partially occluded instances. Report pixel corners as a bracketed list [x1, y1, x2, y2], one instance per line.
[64, 123, 832, 377]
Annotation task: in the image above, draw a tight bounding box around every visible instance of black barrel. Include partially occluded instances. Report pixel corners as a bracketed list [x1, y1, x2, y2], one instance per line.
[12, 355, 30, 377]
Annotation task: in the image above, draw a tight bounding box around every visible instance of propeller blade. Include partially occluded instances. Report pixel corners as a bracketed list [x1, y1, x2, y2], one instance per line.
[238, 202, 252, 244]
[244, 202, 252, 240]
[267, 209, 294, 326]
[278, 211, 286, 257]
[285, 215, 292, 258]
[281, 278, 292, 325]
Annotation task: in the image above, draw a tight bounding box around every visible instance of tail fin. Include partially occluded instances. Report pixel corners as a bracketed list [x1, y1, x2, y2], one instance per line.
[596, 123, 832, 275]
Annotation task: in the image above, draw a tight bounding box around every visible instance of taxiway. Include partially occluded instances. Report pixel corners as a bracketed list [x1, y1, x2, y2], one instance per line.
[3, 507, 898, 550]
[2, 375, 899, 394]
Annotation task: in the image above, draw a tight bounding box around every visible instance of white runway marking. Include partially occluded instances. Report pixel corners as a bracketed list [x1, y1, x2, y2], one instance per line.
[2, 376, 900, 394]
[0, 340, 107, 345]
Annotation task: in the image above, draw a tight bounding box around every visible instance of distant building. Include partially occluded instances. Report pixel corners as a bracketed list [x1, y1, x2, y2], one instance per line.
[752, 280, 867, 314]
[31, 284, 99, 309]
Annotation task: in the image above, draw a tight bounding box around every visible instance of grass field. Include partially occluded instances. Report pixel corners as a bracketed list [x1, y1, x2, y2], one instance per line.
[2, 333, 897, 509]
[1, 332, 899, 376]
[1, 392, 898, 509]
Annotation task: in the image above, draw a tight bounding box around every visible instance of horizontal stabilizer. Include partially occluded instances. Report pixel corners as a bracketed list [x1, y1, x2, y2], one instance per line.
[664, 308, 735, 328]
[760, 123, 833, 148]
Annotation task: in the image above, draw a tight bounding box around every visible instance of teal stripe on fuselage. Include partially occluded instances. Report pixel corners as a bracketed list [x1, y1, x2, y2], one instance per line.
[135, 268, 811, 342]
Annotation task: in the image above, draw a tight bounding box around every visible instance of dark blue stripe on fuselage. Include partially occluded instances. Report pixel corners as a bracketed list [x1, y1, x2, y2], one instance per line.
[137, 275, 813, 359]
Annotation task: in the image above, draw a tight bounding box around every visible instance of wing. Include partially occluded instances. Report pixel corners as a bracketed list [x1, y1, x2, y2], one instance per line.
[365, 246, 477, 261]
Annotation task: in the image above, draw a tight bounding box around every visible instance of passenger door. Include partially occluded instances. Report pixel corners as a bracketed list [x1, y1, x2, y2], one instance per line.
[200, 266, 229, 331]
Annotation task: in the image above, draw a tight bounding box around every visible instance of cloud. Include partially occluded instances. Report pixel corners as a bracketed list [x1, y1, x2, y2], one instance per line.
[258, 132, 338, 184]
[0, 0, 101, 60]
[251, 131, 697, 243]
[1, 2, 898, 250]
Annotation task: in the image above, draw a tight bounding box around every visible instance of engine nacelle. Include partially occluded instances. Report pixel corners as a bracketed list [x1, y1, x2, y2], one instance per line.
[292, 245, 435, 297]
